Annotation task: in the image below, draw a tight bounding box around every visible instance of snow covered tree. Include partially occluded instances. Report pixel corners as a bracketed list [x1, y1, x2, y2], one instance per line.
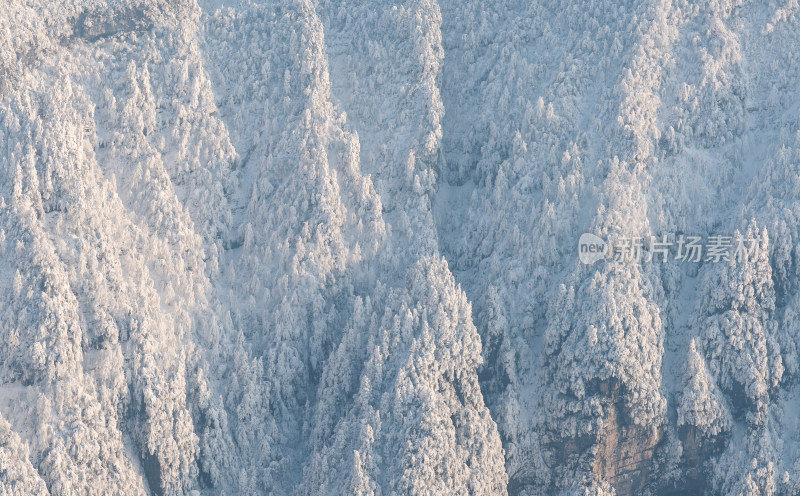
[0, 413, 48, 496]
[694, 224, 783, 417]
[678, 339, 732, 439]
[300, 257, 508, 495]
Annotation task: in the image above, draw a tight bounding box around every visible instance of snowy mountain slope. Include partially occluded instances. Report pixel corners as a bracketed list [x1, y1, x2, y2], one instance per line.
[435, 0, 800, 494]
[2, 0, 800, 495]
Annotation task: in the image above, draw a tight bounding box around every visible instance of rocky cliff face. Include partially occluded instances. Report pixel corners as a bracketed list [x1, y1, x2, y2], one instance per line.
[592, 381, 662, 496]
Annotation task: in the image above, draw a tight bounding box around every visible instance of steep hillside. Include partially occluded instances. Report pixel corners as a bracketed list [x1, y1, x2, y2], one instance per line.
[2, 0, 800, 495]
